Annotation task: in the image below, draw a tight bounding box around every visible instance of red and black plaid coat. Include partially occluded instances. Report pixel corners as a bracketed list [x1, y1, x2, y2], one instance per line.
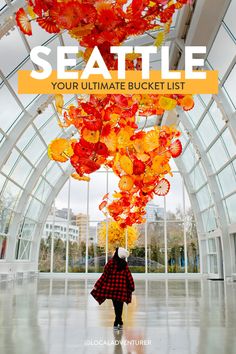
[91, 258, 135, 304]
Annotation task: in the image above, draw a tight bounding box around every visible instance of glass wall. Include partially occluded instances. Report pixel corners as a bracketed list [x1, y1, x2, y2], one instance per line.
[38, 164, 199, 273]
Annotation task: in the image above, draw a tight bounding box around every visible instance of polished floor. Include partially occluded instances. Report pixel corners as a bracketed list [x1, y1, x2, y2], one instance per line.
[0, 277, 236, 354]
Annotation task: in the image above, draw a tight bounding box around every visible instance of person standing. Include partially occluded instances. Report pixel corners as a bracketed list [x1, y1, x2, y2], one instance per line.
[91, 247, 135, 329]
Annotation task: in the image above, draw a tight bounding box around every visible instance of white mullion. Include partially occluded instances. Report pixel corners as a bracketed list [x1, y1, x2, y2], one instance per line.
[105, 171, 108, 263]
[145, 221, 148, 274]
[85, 182, 89, 273]
[0, 69, 25, 110]
[65, 178, 71, 273]
[183, 178, 188, 273]
[164, 196, 167, 273]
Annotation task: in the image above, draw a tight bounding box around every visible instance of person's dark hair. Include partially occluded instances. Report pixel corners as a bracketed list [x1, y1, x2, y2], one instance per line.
[113, 247, 127, 271]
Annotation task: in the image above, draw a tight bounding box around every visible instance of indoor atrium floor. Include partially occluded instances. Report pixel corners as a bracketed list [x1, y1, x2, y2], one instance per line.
[0, 277, 236, 354]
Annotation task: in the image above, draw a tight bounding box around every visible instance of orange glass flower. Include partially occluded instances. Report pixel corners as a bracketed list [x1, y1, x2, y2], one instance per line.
[82, 128, 100, 143]
[48, 138, 74, 162]
[119, 175, 134, 191]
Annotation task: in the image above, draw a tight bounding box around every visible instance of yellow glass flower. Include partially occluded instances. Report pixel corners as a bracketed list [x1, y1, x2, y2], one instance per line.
[98, 220, 139, 252]
[143, 167, 155, 184]
[120, 155, 133, 175]
[117, 129, 132, 148]
[144, 130, 159, 152]
[54, 94, 64, 115]
[158, 96, 177, 111]
[48, 138, 73, 162]
[109, 113, 120, 126]
[133, 138, 145, 154]
[136, 153, 150, 162]
[152, 155, 169, 173]
[113, 153, 123, 174]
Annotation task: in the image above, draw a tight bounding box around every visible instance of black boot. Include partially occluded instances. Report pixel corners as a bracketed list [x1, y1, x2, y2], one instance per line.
[112, 299, 124, 329]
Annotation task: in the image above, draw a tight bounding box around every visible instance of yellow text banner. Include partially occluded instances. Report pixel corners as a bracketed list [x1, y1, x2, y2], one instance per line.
[18, 70, 218, 95]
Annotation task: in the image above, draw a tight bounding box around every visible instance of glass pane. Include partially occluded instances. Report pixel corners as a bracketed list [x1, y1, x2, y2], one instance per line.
[208, 238, 216, 253]
[1, 149, 20, 175]
[224, 0, 236, 37]
[0, 85, 22, 132]
[199, 94, 212, 106]
[16, 125, 36, 150]
[167, 222, 184, 273]
[53, 237, 66, 272]
[166, 173, 183, 219]
[15, 239, 31, 260]
[40, 117, 61, 145]
[198, 114, 218, 148]
[69, 237, 86, 272]
[0, 208, 14, 234]
[209, 254, 218, 274]
[0, 28, 28, 77]
[189, 162, 207, 191]
[208, 101, 225, 131]
[0, 235, 7, 259]
[89, 172, 107, 221]
[181, 143, 198, 173]
[27, 20, 54, 49]
[23, 136, 45, 164]
[38, 235, 51, 272]
[185, 95, 205, 126]
[34, 105, 55, 129]
[201, 208, 217, 233]
[1, 180, 23, 210]
[149, 193, 165, 220]
[10, 156, 33, 187]
[18, 218, 37, 241]
[0, 0, 6, 11]
[0, 173, 6, 193]
[222, 128, 236, 158]
[186, 220, 199, 273]
[178, 122, 189, 150]
[33, 178, 52, 203]
[46, 163, 63, 185]
[208, 26, 236, 79]
[232, 234, 236, 273]
[147, 222, 165, 273]
[8, 61, 37, 108]
[208, 139, 229, 171]
[108, 172, 119, 195]
[146, 202, 164, 221]
[217, 164, 236, 197]
[196, 185, 213, 211]
[223, 64, 236, 108]
[129, 224, 145, 273]
[68, 178, 88, 247]
[224, 194, 236, 224]
[25, 197, 44, 221]
[88, 221, 105, 273]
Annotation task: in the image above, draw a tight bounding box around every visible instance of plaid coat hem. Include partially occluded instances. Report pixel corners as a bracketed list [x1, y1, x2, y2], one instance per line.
[90, 259, 135, 305]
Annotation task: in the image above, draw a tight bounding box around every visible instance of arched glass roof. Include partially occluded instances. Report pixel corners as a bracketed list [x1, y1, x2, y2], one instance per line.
[0, 0, 235, 278]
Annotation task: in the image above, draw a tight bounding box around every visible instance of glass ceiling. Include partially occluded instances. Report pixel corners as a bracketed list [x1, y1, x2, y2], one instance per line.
[0, 0, 235, 269]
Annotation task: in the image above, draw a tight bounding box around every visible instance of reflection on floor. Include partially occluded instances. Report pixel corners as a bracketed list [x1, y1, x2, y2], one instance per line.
[0, 278, 236, 354]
